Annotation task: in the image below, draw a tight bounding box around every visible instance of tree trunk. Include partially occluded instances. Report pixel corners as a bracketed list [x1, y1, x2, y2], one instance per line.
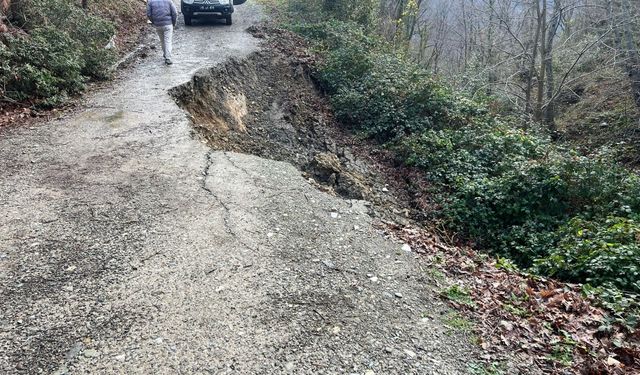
[535, 0, 547, 122]
[544, 48, 555, 130]
[544, 0, 562, 131]
[525, 1, 542, 116]
[393, 0, 404, 21]
[607, 0, 624, 50]
[622, 0, 640, 108]
[404, 0, 423, 44]
[461, 0, 469, 72]
[486, 0, 496, 95]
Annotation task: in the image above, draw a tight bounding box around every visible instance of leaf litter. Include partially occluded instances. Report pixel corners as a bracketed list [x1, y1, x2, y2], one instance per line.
[382, 223, 640, 374]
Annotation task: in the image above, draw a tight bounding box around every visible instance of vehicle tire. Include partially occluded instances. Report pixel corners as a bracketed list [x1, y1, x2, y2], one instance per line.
[225, 15, 232, 25]
[184, 15, 193, 26]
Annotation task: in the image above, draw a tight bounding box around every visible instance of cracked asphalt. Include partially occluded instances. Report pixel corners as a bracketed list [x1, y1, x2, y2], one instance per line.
[0, 3, 477, 374]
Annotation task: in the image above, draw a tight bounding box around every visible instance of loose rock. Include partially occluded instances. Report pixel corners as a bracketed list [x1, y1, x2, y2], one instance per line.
[285, 362, 295, 371]
[83, 349, 99, 358]
[403, 349, 417, 358]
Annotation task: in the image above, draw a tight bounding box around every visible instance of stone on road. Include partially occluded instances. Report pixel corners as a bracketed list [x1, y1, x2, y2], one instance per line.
[0, 4, 475, 374]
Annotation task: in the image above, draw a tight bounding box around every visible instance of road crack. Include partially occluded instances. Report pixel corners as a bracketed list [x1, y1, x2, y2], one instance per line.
[200, 150, 258, 252]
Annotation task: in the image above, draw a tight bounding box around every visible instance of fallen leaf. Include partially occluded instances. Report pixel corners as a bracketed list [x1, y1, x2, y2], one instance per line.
[606, 356, 622, 367]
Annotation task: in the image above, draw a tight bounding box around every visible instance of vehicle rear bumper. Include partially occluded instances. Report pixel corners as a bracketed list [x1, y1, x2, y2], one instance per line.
[182, 4, 233, 16]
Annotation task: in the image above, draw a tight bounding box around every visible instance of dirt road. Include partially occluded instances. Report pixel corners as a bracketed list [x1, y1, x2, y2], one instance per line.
[0, 4, 476, 374]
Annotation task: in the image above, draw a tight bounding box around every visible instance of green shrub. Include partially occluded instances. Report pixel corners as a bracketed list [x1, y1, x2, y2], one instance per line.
[536, 216, 640, 292]
[400, 123, 547, 183]
[1, 0, 116, 105]
[0, 43, 11, 97]
[402, 130, 640, 270]
[4, 27, 84, 103]
[71, 15, 117, 79]
[301, 22, 473, 142]
[17, 0, 117, 78]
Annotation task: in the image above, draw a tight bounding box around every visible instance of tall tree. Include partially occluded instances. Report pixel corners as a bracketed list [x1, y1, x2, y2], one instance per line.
[621, 0, 640, 107]
[543, 0, 562, 129]
[526, 0, 543, 116]
[535, 0, 547, 122]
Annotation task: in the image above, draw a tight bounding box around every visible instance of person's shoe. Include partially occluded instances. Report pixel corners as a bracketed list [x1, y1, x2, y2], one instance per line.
[165, 59, 173, 65]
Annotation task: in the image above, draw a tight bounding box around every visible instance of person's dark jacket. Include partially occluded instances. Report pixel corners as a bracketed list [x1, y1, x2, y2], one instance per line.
[147, 0, 177, 27]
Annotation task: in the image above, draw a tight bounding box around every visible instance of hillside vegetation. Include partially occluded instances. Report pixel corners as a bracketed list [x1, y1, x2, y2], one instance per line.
[276, 0, 640, 326]
[0, 0, 144, 108]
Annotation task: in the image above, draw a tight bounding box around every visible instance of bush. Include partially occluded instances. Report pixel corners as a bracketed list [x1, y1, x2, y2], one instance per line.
[1, 0, 116, 105]
[402, 131, 640, 271]
[298, 22, 475, 142]
[536, 216, 640, 293]
[3, 26, 85, 104]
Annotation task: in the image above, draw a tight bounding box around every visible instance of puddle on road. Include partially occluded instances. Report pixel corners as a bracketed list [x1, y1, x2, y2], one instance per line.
[67, 109, 147, 131]
[104, 110, 126, 127]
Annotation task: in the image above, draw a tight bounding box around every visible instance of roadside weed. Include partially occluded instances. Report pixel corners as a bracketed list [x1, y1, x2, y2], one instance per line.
[443, 285, 476, 308]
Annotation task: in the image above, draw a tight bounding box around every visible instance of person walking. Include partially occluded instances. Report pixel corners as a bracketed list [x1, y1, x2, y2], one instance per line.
[147, 0, 177, 65]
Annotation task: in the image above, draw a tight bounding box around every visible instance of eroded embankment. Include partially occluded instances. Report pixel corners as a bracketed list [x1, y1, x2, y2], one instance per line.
[170, 50, 401, 210]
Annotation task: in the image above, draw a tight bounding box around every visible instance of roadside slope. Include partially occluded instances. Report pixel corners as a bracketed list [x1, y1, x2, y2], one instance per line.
[1, 5, 477, 374]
